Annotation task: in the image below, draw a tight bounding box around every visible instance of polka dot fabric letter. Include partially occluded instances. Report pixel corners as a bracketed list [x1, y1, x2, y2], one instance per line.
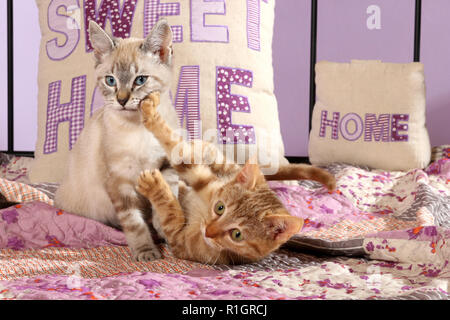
[216, 67, 255, 145]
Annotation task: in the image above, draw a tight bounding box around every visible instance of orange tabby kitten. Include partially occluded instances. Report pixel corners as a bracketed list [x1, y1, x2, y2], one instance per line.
[137, 93, 335, 264]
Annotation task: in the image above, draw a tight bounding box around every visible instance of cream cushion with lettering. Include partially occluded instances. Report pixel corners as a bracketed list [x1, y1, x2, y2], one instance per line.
[30, 0, 287, 183]
[309, 60, 431, 171]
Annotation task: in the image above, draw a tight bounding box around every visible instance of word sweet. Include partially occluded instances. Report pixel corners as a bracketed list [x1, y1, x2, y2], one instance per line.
[46, 0, 269, 59]
[319, 110, 409, 142]
[43, 0, 270, 155]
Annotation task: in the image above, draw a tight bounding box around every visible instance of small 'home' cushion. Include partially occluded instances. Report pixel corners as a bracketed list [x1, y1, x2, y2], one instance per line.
[309, 60, 431, 171]
[30, 0, 287, 183]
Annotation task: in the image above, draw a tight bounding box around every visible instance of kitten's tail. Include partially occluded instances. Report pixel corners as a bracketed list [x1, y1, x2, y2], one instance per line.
[264, 164, 336, 191]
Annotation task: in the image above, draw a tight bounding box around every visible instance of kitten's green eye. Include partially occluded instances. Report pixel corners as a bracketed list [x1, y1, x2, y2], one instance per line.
[105, 76, 116, 87]
[134, 76, 148, 86]
[214, 201, 226, 215]
[230, 229, 243, 242]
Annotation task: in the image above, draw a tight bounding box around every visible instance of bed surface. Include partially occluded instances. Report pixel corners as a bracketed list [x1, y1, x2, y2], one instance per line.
[0, 148, 449, 300]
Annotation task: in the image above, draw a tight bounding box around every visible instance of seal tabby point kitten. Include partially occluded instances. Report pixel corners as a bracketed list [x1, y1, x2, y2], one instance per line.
[136, 93, 336, 265]
[54, 19, 179, 261]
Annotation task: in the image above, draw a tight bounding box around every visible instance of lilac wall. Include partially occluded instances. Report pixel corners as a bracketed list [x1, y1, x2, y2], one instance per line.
[421, 0, 450, 147]
[0, 0, 39, 152]
[0, 0, 7, 151]
[13, 1, 39, 151]
[273, 0, 311, 157]
[317, 0, 415, 63]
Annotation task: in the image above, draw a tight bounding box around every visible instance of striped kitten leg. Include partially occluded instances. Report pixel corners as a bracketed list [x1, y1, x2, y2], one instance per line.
[142, 93, 230, 172]
[136, 169, 189, 259]
[151, 166, 179, 239]
[141, 93, 336, 192]
[106, 178, 162, 261]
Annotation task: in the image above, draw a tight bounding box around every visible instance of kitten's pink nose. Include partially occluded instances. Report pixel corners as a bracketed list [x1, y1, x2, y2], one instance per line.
[205, 224, 220, 238]
[117, 90, 130, 106]
[117, 97, 129, 106]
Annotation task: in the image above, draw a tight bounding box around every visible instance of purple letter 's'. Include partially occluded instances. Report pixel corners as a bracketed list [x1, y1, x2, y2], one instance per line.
[46, 0, 80, 60]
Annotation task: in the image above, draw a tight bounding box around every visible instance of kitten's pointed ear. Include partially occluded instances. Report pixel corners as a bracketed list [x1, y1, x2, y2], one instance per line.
[265, 215, 303, 243]
[89, 20, 116, 55]
[142, 19, 173, 65]
[235, 159, 265, 190]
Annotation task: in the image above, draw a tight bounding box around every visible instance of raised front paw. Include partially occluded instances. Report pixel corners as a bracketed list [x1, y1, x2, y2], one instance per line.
[137, 169, 176, 207]
[132, 244, 162, 262]
[140, 91, 160, 125]
[136, 169, 164, 199]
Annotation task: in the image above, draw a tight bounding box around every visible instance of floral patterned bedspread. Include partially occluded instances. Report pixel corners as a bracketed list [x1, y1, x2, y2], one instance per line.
[0, 151, 449, 300]
[279, 157, 450, 256]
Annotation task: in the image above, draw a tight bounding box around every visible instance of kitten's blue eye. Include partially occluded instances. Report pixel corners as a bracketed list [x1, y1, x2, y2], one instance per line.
[134, 76, 148, 86]
[105, 76, 116, 87]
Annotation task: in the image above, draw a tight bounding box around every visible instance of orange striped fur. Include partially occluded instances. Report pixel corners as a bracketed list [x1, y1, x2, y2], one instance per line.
[136, 93, 335, 265]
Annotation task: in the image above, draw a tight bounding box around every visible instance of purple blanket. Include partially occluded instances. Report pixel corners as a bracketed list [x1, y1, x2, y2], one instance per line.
[0, 153, 449, 300]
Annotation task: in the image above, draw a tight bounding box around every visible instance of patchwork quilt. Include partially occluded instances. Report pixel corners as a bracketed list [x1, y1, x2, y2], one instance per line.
[0, 148, 449, 300]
